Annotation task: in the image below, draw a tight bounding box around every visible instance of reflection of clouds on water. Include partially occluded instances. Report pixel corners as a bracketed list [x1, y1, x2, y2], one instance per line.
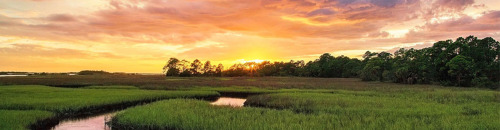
[52, 112, 115, 130]
[210, 97, 247, 107]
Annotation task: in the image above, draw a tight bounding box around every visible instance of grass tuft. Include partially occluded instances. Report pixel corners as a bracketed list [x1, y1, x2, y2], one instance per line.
[0, 110, 54, 130]
[83, 85, 139, 89]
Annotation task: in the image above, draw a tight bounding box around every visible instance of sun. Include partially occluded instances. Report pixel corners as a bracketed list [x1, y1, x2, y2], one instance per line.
[242, 59, 265, 64]
[231, 59, 268, 67]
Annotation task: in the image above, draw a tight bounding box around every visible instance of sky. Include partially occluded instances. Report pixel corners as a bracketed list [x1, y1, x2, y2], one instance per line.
[1, 0, 500, 73]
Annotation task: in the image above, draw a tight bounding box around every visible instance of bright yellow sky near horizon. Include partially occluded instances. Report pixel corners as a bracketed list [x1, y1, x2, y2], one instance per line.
[1, 0, 500, 73]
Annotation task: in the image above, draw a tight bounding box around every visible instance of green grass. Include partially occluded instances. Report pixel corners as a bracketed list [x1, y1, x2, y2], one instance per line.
[0, 110, 54, 130]
[165, 78, 187, 81]
[245, 78, 257, 81]
[216, 77, 231, 81]
[3, 75, 475, 91]
[0, 85, 220, 129]
[245, 92, 500, 129]
[0, 85, 219, 114]
[83, 85, 139, 89]
[182, 86, 335, 95]
[113, 89, 500, 129]
[1, 77, 499, 129]
[112, 99, 345, 130]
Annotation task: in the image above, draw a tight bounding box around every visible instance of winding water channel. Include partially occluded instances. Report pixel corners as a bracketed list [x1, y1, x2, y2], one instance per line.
[52, 112, 116, 130]
[50, 97, 247, 130]
[210, 97, 247, 107]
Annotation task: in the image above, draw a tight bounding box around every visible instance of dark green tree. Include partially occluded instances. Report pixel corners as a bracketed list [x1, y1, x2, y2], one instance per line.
[446, 55, 474, 87]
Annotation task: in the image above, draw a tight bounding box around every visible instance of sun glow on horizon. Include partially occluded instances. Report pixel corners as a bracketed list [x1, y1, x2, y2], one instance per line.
[237, 59, 266, 64]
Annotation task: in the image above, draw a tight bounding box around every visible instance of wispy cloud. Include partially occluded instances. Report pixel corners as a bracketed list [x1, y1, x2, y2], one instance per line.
[0, 0, 499, 72]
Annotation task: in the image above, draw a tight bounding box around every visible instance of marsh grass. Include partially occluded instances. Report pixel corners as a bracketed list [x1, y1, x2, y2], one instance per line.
[0, 85, 219, 114]
[0, 110, 54, 130]
[245, 78, 257, 81]
[112, 99, 350, 130]
[1, 76, 499, 129]
[113, 89, 500, 129]
[0, 85, 220, 129]
[245, 92, 500, 129]
[83, 85, 139, 89]
[1, 75, 475, 91]
[216, 77, 231, 81]
[165, 78, 187, 81]
[181, 86, 336, 96]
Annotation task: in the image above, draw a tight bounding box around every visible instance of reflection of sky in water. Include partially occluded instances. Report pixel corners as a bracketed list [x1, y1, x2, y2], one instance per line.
[0, 75, 27, 77]
[210, 97, 247, 107]
[51, 97, 246, 130]
[52, 112, 114, 130]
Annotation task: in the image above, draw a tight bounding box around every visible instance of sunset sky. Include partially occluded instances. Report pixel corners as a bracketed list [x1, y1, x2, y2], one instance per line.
[1, 0, 500, 73]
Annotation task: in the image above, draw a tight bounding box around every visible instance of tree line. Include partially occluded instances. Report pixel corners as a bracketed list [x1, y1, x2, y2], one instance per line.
[163, 36, 500, 89]
[163, 59, 225, 77]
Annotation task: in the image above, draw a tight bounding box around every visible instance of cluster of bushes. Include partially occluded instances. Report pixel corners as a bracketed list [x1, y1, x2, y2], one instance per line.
[164, 36, 499, 88]
[76, 70, 137, 76]
[77, 70, 110, 75]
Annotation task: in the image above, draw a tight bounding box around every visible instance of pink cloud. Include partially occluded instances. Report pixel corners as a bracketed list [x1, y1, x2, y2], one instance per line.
[433, 0, 475, 11]
[0, 44, 124, 59]
[45, 14, 77, 22]
[0, 0, 499, 72]
[404, 10, 500, 43]
[0, 0, 428, 44]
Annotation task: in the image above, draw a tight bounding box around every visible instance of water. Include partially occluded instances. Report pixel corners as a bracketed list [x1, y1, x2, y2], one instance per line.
[50, 97, 246, 130]
[0, 75, 28, 77]
[51, 112, 116, 130]
[210, 97, 247, 107]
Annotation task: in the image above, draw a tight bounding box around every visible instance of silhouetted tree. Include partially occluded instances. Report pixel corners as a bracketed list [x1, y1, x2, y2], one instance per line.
[216, 64, 224, 77]
[203, 61, 212, 76]
[163, 58, 180, 76]
[190, 59, 203, 76]
[178, 60, 191, 77]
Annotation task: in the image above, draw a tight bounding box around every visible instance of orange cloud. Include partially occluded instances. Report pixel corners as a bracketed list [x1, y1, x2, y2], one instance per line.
[0, 0, 499, 72]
